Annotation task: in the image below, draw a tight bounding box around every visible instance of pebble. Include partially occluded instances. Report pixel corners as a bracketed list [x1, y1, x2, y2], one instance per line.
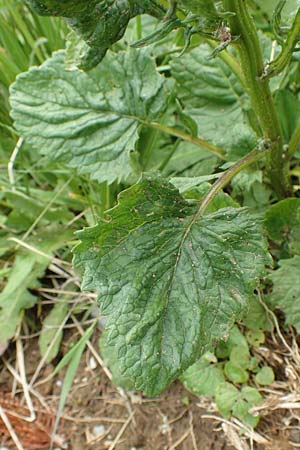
[89, 356, 97, 370]
[92, 424, 106, 437]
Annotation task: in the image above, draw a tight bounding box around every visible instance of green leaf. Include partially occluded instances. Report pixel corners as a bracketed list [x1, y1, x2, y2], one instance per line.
[265, 198, 300, 255]
[52, 323, 96, 439]
[246, 329, 265, 347]
[38, 301, 68, 363]
[10, 49, 167, 184]
[163, 141, 218, 178]
[215, 382, 239, 419]
[269, 255, 300, 331]
[5, 190, 72, 232]
[224, 345, 250, 383]
[0, 227, 71, 347]
[216, 383, 262, 427]
[170, 45, 256, 159]
[216, 325, 248, 359]
[229, 346, 250, 370]
[274, 90, 300, 142]
[232, 386, 262, 428]
[28, 0, 166, 69]
[74, 175, 270, 395]
[224, 361, 249, 384]
[170, 176, 240, 212]
[255, 366, 275, 386]
[257, 0, 300, 22]
[180, 354, 225, 396]
[242, 296, 272, 332]
[179, 0, 219, 17]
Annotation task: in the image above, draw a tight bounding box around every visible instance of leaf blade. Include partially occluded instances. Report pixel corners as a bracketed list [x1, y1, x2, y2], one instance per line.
[10, 49, 167, 183]
[74, 175, 270, 395]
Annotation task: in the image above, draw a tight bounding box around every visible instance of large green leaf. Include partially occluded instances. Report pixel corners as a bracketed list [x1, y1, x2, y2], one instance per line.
[269, 255, 300, 331]
[27, 0, 166, 68]
[170, 45, 256, 159]
[74, 175, 270, 396]
[10, 49, 167, 184]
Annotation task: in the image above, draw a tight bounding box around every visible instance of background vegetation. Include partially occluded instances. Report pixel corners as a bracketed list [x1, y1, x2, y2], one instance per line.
[1, 1, 300, 449]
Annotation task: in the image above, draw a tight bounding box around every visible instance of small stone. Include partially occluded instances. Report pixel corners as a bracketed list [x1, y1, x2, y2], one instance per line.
[89, 356, 97, 370]
[92, 424, 106, 437]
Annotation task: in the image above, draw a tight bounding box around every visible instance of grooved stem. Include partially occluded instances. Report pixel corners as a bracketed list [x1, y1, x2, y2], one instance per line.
[223, 0, 291, 198]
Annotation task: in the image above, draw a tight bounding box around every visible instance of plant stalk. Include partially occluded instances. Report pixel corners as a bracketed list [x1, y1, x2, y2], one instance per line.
[264, 7, 300, 79]
[223, 0, 291, 198]
[198, 148, 270, 215]
[144, 121, 227, 159]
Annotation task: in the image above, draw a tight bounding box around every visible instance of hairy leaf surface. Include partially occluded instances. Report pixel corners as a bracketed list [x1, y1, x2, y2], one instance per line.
[10, 49, 167, 183]
[74, 176, 270, 395]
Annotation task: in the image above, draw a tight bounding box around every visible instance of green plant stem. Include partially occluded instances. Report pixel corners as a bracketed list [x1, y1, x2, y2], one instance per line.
[136, 15, 142, 40]
[207, 40, 246, 88]
[223, 0, 291, 198]
[198, 148, 270, 215]
[264, 7, 300, 79]
[145, 121, 226, 159]
[288, 119, 300, 159]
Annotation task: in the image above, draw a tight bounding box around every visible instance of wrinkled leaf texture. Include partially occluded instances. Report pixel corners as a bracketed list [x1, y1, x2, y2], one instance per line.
[170, 45, 256, 159]
[10, 49, 167, 184]
[74, 176, 270, 395]
[27, 0, 166, 68]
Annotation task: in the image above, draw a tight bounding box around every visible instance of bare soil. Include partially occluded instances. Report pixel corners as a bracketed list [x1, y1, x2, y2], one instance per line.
[0, 329, 299, 450]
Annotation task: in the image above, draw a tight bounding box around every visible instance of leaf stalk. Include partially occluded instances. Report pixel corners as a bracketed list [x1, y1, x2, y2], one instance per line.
[198, 148, 270, 216]
[144, 121, 227, 159]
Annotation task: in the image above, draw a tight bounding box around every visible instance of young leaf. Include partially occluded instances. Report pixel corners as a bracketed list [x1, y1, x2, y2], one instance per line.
[180, 355, 225, 396]
[10, 49, 167, 184]
[269, 255, 300, 331]
[216, 325, 248, 359]
[74, 175, 270, 396]
[224, 361, 249, 384]
[28, 0, 166, 69]
[216, 383, 262, 427]
[255, 366, 275, 386]
[242, 296, 272, 332]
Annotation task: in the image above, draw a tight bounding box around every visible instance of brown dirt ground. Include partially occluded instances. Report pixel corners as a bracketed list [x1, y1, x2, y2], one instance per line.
[0, 330, 298, 450]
